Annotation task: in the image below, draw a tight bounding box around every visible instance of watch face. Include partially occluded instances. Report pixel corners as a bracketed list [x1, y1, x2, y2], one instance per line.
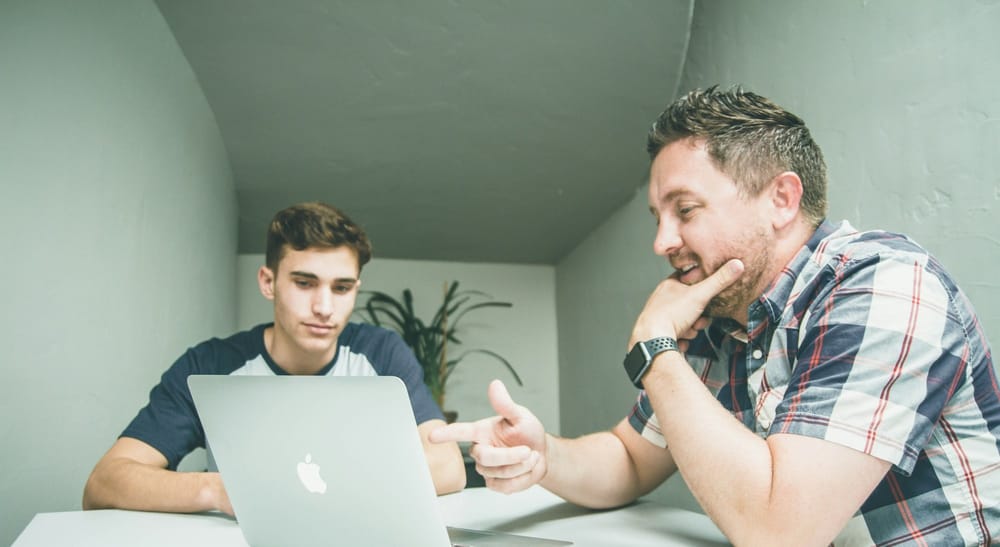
[623, 343, 650, 388]
[624, 338, 679, 389]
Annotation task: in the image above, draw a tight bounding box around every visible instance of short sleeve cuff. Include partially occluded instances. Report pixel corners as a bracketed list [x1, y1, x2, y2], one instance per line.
[771, 412, 919, 475]
[627, 392, 667, 449]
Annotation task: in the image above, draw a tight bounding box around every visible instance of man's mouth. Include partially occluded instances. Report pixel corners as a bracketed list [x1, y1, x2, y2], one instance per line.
[304, 323, 335, 335]
[675, 262, 700, 284]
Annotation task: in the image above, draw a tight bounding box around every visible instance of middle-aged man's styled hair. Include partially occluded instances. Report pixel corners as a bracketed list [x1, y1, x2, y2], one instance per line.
[264, 202, 373, 274]
[646, 85, 828, 226]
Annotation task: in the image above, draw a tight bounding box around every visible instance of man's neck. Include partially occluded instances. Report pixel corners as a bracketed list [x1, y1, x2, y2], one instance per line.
[732, 220, 816, 328]
[262, 326, 336, 375]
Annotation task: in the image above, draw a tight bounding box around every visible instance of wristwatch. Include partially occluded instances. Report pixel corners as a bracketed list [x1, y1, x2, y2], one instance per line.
[623, 337, 679, 388]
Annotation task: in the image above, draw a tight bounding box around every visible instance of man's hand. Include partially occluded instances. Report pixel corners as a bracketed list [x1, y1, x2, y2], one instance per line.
[630, 258, 745, 348]
[428, 380, 546, 494]
[204, 472, 234, 516]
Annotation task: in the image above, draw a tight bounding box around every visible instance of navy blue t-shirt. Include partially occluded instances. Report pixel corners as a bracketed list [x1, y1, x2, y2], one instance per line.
[122, 322, 443, 469]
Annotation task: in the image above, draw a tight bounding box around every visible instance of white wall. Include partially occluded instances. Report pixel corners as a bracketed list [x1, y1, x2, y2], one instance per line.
[678, 0, 1000, 368]
[237, 255, 561, 432]
[0, 1, 236, 544]
[555, 0, 1000, 511]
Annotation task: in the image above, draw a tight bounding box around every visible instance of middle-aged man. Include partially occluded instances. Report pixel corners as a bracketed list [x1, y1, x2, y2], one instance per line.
[432, 87, 1000, 546]
[84, 201, 465, 516]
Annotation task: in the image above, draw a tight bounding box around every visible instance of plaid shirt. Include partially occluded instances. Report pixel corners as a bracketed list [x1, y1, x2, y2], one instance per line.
[628, 220, 1000, 546]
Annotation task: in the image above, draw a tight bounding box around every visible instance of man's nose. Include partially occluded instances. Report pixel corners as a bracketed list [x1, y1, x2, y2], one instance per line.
[653, 219, 682, 256]
[312, 290, 334, 317]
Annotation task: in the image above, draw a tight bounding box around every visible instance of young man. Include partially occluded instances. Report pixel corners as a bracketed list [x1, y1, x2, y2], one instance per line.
[84, 202, 465, 515]
[432, 88, 1000, 545]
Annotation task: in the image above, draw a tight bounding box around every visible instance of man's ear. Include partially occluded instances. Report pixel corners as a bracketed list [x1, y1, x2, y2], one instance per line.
[258, 266, 276, 300]
[769, 171, 804, 230]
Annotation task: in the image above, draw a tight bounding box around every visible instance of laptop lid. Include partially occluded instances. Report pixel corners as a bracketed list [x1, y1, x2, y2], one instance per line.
[188, 375, 453, 547]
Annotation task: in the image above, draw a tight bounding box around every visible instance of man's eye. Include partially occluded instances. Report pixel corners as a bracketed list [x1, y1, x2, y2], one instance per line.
[294, 280, 312, 288]
[333, 285, 352, 294]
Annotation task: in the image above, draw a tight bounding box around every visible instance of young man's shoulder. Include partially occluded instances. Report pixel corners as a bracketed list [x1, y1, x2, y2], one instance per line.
[338, 322, 406, 351]
[334, 322, 421, 375]
[180, 323, 271, 375]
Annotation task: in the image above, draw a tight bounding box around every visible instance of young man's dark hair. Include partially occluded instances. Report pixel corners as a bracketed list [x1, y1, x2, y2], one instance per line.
[265, 202, 372, 274]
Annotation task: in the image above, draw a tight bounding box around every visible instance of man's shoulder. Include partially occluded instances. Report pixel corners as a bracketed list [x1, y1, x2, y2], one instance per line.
[791, 221, 942, 290]
[815, 221, 929, 265]
[765, 221, 959, 326]
[182, 323, 269, 374]
[334, 323, 418, 376]
[339, 322, 405, 352]
[789, 221, 967, 319]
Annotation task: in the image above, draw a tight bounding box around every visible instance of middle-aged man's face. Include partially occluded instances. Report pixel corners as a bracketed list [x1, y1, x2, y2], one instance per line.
[647, 138, 775, 322]
[259, 245, 360, 365]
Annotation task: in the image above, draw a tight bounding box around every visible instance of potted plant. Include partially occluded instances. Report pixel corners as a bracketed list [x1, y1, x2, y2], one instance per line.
[356, 281, 522, 420]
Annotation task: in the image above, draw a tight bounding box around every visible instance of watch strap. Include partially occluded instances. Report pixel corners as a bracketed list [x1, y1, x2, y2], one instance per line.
[624, 336, 679, 389]
[643, 336, 679, 356]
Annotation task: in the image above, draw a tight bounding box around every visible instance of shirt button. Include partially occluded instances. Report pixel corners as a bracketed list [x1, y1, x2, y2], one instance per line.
[752, 348, 764, 360]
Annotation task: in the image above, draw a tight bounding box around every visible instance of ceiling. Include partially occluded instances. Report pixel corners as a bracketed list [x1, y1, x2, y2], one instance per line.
[154, 0, 692, 264]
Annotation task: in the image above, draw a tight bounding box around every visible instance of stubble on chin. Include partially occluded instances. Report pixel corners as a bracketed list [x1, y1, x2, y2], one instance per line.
[704, 290, 740, 319]
[703, 245, 769, 320]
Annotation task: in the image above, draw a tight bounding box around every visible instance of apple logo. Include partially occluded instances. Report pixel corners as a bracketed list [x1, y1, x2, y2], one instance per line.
[296, 453, 327, 494]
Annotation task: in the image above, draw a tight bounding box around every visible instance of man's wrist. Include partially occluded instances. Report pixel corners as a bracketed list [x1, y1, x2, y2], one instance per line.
[624, 337, 680, 388]
[537, 432, 559, 489]
[197, 472, 229, 514]
[540, 433, 553, 479]
[641, 350, 687, 388]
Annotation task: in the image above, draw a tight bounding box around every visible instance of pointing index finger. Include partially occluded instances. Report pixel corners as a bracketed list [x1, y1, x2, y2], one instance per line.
[428, 420, 494, 445]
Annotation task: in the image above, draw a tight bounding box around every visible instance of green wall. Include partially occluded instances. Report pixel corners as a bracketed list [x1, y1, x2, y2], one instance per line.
[556, 0, 1000, 510]
[0, 1, 237, 544]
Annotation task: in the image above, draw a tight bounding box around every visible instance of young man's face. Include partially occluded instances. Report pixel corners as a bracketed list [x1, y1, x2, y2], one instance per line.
[647, 138, 776, 323]
[258, 245, 361, 367]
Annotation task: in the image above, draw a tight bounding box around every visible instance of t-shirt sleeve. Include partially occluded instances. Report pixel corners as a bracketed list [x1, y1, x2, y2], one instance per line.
[120, 347, 207, 470]
[770, 254, 966, 475]
[378, 331, 446, 424]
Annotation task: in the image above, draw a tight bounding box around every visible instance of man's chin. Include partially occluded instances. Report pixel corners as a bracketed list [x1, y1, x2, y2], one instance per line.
[704, 294, 742, 320]
[297, 333, 338, 351]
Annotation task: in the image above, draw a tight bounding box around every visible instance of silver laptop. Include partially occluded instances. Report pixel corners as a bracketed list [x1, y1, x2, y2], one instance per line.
[188, 375, 572, 546]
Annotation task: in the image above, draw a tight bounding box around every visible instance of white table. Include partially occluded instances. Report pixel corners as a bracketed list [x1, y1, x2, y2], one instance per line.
[14, 486, 730, 546]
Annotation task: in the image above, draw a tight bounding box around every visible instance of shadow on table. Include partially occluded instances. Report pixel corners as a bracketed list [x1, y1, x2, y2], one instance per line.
[192, 511, 236, 523]
[470, 496, 731, 547]
[480, 500, 626, 533]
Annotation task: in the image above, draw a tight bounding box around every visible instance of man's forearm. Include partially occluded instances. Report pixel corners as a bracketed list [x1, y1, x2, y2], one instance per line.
[539, 431, 652, 509]
[83, 459, 227, 513]
[418, 420, 466, 495]
[426, 445, 466, 495]
[642, 353, 773, 532]
[641, 351, 889, 546]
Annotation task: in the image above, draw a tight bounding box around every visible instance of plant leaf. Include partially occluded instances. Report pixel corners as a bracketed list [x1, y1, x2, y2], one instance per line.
[356, 282, 519, 404]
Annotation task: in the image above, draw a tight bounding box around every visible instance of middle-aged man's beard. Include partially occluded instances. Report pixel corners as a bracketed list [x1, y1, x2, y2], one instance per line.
[703, 235, 771, 320]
